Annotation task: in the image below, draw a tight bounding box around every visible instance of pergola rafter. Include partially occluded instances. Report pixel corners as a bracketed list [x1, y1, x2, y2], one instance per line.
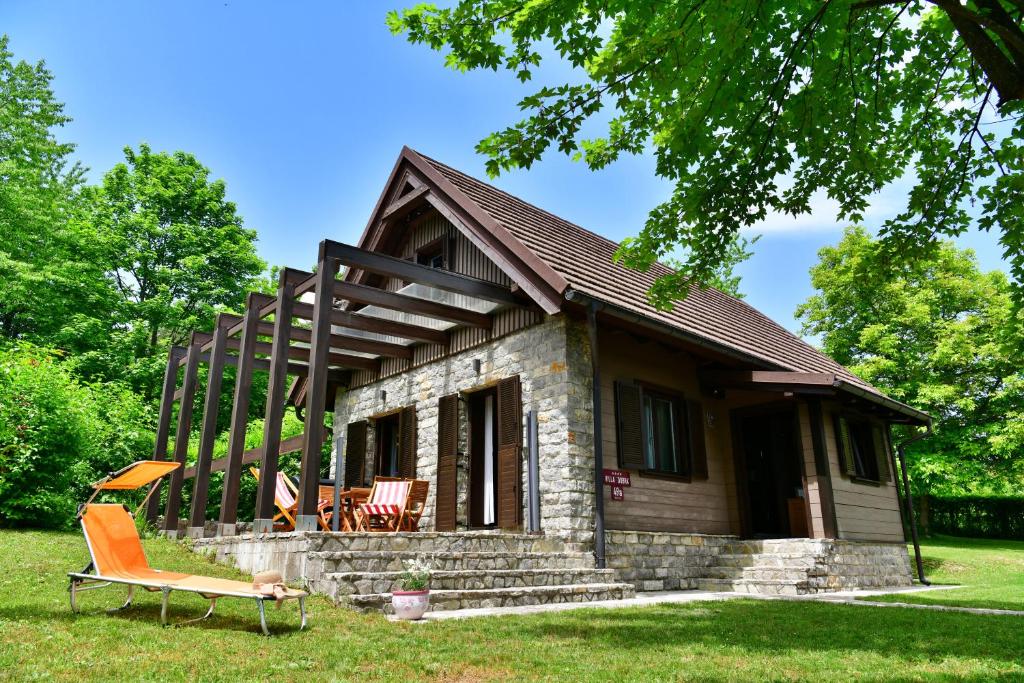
[153, 240, 523, 536]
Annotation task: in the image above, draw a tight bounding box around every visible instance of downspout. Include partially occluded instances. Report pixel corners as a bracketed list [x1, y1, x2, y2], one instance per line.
[892, 424, 933, 585]
[577, 293, 607, 569]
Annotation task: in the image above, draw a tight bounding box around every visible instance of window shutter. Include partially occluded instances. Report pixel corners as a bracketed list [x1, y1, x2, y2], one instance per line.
[615, 381, 645, 470]
[398, 406, 417, 479]
[872, 425, 891, 482]
[435, 394, 459, 531]
[834, 415, 857, 477]
[343, 421, 367, 488]
[496, 376, 522, 529]
[686, 399, 708, 480]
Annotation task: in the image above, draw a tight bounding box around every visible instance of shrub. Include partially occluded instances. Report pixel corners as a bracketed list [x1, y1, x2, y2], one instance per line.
[0, 344, 154, 528]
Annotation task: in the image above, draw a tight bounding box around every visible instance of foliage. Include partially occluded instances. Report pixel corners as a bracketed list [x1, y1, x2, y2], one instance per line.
[398, 557, 433, 591]
[870, 534, 1024, 611]
[918, 495, 1024, 539]
[797, 226, 1024, 496]
[0, 35, 100, 338]
[677, 233, 760, 300]
[84, 143, 266, 359]
[388, 1, 1024, 309]
[2, 530, 1024, 679]
[0, 344, 154, 529]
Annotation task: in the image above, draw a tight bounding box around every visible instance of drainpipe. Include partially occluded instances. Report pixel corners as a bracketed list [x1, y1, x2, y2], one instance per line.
[583, 297, 606, 569]
[893, 424, 932, 585]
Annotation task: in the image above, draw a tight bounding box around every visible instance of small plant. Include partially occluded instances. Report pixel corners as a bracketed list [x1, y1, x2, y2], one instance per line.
[398, 557, 432, 591]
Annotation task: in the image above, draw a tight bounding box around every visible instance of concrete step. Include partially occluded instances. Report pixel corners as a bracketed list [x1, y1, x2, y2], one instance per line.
[694, 578, 808, 596]
[310, 550, 596, 574]
[321, 568, 618, 599]
[345, 582, 637, 613]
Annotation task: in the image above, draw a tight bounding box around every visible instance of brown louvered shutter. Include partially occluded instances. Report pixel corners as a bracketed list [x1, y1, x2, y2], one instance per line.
[344, 421, 367, 488]
[496, 376, 522, 529]
[615, 381, 645, 470]
[686, 399, 708, 480]
[834, 415, 857, 477]
[872, 425, 891, 482]
[435, 394, 459, 531]
[398, 405, 417, 479]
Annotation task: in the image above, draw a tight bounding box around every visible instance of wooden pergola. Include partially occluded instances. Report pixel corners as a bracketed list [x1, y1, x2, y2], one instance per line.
[149, 238, 529, 537]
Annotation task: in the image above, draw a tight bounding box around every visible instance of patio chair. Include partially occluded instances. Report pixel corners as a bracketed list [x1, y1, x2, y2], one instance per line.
[400, 479, 430, 531]
[354, 477, 412, 532]
[249, 467, 332, 532]
[67, 461, 307, 635]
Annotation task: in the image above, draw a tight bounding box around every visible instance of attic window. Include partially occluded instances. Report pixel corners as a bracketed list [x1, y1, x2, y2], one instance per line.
[416, 237, 449, 270]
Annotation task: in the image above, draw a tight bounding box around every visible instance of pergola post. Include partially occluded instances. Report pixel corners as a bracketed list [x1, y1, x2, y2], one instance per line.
[162, 333, 208, 538]
[296, 250, 340, 529]
[146, 345, 186, 524]
[254, 269, 299, 533]
[186, 314, 236, 539]
[217, 292, 274, 536]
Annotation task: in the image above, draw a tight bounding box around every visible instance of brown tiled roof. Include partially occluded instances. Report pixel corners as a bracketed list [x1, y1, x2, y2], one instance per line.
[417, 152, 879, 395]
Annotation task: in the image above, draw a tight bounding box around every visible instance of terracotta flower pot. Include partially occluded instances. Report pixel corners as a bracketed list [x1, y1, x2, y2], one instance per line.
[392, 589, 430, 620]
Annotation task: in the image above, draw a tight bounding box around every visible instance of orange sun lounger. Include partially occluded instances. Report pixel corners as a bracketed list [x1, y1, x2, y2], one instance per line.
[68, 461, 307, 635]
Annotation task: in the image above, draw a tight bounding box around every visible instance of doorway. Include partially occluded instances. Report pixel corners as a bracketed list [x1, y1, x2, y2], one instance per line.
[374, 412, 401, 478]
[467, 388, 499, 528]
[735, 407, 808, 538]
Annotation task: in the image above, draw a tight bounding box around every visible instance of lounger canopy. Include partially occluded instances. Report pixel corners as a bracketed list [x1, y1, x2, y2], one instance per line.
[92, 460, 182, 490]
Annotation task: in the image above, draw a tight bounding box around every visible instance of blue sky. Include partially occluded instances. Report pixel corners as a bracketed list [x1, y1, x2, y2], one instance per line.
[3, 1, 1011, 333]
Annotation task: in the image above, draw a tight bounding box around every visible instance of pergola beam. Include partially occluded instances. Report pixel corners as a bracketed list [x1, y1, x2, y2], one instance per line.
[162, 333, 206, 538]
[187, 314, 233, 538]
[145, 345, 186, 524]
[322, 239, 523, 307]
[333, 280, 491, 328]
[217, 292, 272, 536]
[290, 301, 449, 346]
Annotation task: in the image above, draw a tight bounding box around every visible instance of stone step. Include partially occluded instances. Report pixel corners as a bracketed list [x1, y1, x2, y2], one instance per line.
[712, 553, 822, 569]
[699, 566, 816, 582]
[345, 582, 637, 613]
[321, 568, 619, 599]
[309, 550, 596, 574]
[694, 578, 808, 596]
[313, 531, 582, 555]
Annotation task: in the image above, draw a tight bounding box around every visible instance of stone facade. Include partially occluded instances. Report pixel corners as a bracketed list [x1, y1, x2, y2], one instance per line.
[332, 315, 597, 544]
[606, 530, 913, 595]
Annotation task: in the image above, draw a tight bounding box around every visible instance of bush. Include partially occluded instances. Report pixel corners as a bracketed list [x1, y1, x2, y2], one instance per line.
[918, 495, 1024, 540]
[0, 344, 154, 528]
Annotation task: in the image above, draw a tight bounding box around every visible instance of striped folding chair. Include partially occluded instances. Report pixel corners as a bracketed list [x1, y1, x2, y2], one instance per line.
[249, 467, 332, 532]
[354, 478, 412, 532]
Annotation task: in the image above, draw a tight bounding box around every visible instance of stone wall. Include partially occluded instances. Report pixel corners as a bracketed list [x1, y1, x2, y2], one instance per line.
[332, 315, 597, 544]
[606, 530, 913, 594]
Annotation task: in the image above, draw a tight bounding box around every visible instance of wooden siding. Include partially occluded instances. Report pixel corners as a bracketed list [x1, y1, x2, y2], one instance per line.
[349, 212, 540, 389]
[822, 403, 905, 542]
[598, 329, 743, 534]
[796, 404, 827, 538]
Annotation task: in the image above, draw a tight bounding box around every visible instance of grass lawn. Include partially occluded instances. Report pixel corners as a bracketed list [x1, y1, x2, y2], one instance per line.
[868, 535, 1024, 612]
[1, 531, 1022, 682]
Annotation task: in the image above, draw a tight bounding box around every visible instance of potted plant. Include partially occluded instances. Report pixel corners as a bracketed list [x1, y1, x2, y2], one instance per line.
[392, 557, 432, 620]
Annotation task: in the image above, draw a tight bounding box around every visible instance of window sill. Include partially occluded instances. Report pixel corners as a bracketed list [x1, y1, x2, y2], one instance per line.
[638, 469, 692, 484]
[850, 476, 882, 487]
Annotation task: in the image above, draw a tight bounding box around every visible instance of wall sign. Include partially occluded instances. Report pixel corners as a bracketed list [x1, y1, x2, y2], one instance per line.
[603, 469, 630, 501]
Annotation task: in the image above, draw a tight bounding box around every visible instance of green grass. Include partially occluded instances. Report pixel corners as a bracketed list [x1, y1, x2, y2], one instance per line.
[1, 530, 1023, 682]
[868, 535, 1024, 612]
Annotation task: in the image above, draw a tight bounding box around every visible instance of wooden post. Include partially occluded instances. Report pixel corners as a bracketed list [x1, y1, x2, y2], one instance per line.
[297, 250, 339, 529]
[162, 332, 208, 538]
[218, 292, 274, 536]
[254, 269, 299, 532]
[186, 315, 236, 539]
[807, 399, 839, 539]
[146, 345, 186, 524]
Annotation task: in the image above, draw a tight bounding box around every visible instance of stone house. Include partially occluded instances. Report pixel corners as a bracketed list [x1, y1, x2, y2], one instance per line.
[323, 148, 925, 593]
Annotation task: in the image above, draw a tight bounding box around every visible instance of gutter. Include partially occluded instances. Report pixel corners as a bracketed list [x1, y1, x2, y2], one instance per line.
[582, 298, 606, 569]
[892, 425, 933, 585]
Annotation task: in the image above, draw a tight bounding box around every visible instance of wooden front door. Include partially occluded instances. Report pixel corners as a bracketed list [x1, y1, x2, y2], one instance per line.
[468, 376, 522, 530]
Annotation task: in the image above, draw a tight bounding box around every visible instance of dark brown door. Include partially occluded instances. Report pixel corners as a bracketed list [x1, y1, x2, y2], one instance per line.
[495, 376, 522, 530]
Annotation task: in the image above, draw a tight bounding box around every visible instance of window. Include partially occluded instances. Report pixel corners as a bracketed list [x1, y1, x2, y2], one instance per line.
[643, 391, 686, 475]
[416, 237, 448, 270]
[835, 414, 890, 483]
[614, 380, 708, 480]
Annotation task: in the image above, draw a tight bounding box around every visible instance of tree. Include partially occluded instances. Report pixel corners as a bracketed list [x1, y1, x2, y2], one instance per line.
[84, 144, 266, 390]
[797, 226, 1024, 496]
[0, 35, 95, 338]
[388, 1, 1024, 308]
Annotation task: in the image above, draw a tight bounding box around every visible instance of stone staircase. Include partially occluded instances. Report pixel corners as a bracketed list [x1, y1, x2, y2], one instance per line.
[194, 531, 635, 614]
